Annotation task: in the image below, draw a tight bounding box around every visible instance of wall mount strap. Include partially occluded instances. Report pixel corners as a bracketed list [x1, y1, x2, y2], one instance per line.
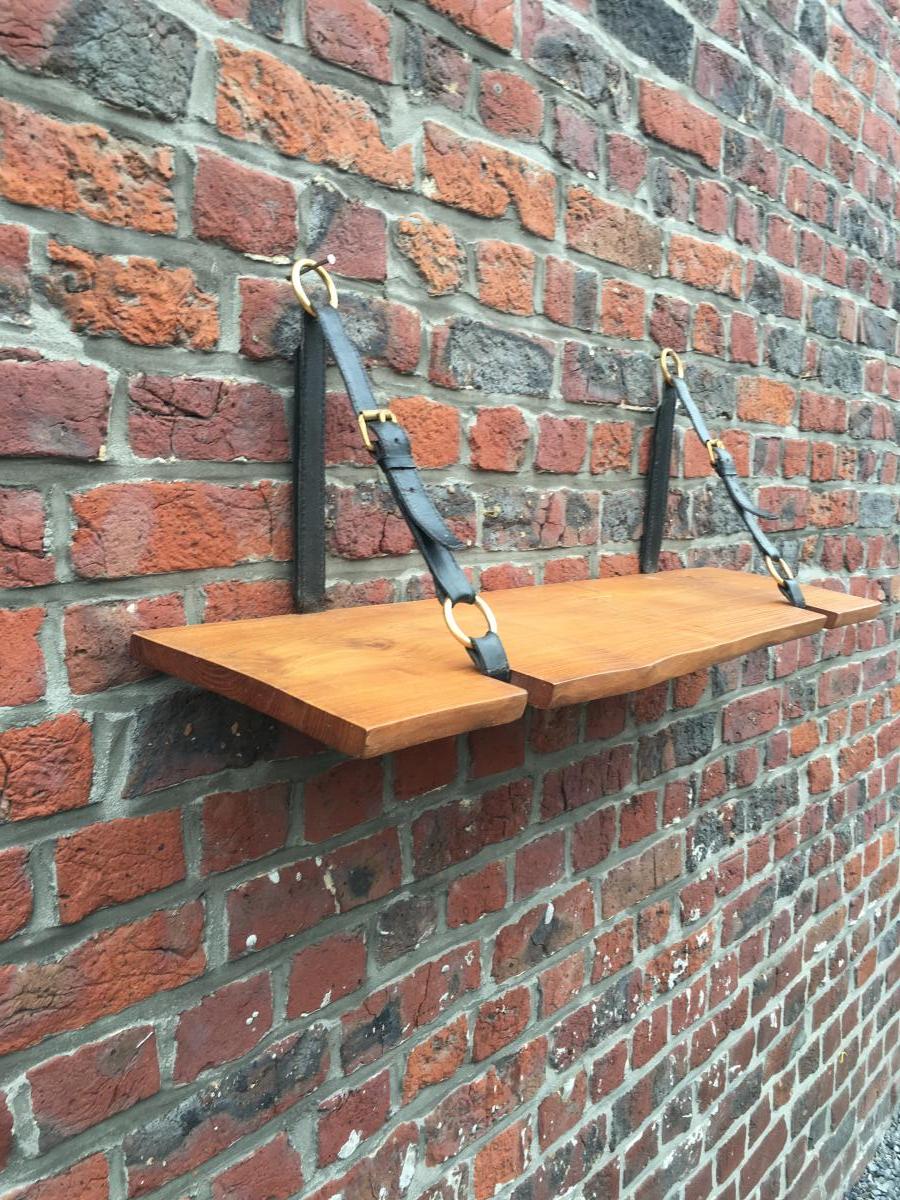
[291, 258, 511, 682]
[641, 348, 806, 608]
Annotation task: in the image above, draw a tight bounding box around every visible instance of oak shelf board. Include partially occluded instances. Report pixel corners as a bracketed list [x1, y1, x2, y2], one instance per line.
[132, 604, 529, 759]
[132, 568, 880, 757]
[487, 568, 880, 709]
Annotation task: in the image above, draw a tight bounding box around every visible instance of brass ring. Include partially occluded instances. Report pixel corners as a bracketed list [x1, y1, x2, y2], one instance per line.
[660, 347, 685, 386]
[442, 595, 498, 649]
[290, 258, 339, 317]
[765, 555, 795, 586]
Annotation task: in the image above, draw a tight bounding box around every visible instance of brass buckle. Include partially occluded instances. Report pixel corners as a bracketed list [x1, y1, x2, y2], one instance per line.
[659, 347, 685, 386]
[290, 257, 339, 317]
[442, 595, 499, 650]
[357, 408, 398, 452]
[765, 555, 795, 587]
[706, 437, 725, 467]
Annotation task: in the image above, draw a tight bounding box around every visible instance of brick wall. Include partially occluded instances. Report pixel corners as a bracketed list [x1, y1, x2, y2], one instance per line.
[0, 0, 898, 1198]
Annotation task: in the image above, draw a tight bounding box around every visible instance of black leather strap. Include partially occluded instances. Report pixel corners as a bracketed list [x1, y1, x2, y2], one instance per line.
[641, 368, 805, 608]
[293, 313, 326, 613]
[295, 303, 511, 681]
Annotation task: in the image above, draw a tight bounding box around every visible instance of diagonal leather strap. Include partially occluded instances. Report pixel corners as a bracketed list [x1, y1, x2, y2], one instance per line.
[295, 302, 512, 681]
[641, 358, 805, 608]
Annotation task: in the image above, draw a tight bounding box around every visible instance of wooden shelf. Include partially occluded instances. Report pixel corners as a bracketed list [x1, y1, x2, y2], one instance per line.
[132, 568, 880, 758]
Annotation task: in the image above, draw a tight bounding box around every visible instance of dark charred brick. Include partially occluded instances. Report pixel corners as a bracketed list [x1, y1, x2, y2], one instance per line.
[798, 1, 827, 57]
[523, 4, 629, 115]
[482, 488, 598, 552]
[431, 318, 554, 397]
[859, 492, 897, 527]
[747, 263, 784, 315]
[37, 0, 196, 120]
[124, 1028, 327, 1195]
[562, 342, 656, 407]
[810, 294, 840, 338]
[766, 327, 806, 377]
[638, 713, 716, 783]
[859, 307, 897, 351]
[650, 160, 690, 220]
[374, 894, 438, 964]
[124, 689, 299, 798]
[601, 489, 645, 542]
[594, 0, 693, 81]
[405, 25, 472, 113]
[818, 345, 863, 393]
[696, 42, 772, 126]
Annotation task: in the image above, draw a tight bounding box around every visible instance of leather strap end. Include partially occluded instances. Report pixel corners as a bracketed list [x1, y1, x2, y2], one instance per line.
[466, 632, 512, 681]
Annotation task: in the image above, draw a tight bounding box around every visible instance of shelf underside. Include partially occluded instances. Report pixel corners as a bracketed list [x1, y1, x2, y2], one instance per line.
[132, 568, 880, 758]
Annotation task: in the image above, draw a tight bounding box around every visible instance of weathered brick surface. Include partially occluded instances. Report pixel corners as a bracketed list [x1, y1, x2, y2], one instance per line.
[2, 1, 899, 1199]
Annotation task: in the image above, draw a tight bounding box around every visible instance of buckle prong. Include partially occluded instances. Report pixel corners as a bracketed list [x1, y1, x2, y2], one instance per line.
[357, 408, 398, 452]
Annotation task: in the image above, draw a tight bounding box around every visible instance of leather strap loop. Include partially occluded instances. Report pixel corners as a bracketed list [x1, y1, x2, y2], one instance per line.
[295, 300, 511, 680]
[641, 357, 806, 608]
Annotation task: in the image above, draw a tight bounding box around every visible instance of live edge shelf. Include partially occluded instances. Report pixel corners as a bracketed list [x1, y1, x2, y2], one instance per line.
[131, 568, 880, 759]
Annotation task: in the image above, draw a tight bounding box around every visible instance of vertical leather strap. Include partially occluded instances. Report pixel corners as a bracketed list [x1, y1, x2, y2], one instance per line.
[293, 312, 326, 613]
[640, 351, 805, 608]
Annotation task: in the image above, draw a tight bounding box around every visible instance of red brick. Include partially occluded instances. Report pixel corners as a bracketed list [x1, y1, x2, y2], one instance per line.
[554, 103, 600, 175]
[0, 607, 44, 705]
[193, 149, 296, 256]
[56, 809, 185, 924]
[395, 215, 464, 296]
[474, 986, 530, 1059]
[639, 80, 722, 168]
[479, 69, 543, 139]
[64, 595, 185, 694]
[535, 414, 587, 473]
[6, 1155, 109, 1200]
[606, 133, 648, 193]
[669, 234, 743, 298]
[694, 302, 725, 356]
[424, 123, 555, 239]
[0, 1089, 11, 1172]
[493, 881, 595, 982]
[425, 0, 513, 48]
[0, 846, 31, 943]
[601, 279, 645, 340]
[781, 106, 829, 167]
[621, 790, 658, 848]
[515, 831, 565, 899]
[695, 180, 730, 234]
[212, 1135, 303, 1200]
[738, 377, 796, 426]
[29, 1028, 160, 1149]
[723, 688, 782, 743]
[538, 1071, 587, 1150]
[393, 736, 458, 800]
[591, 422, 633, 474]
[0, 712, 92, 823]
[389, 395, 460, 469]
[799, 390, 847, 432]
[476, 240, 536, 314]
[0, 903, 204, 1056]
[0, 100, 174, 233]
[474, 1120, 530, 1200]
[447, 861, 507, 927]
[592, 918, 635, 982]
[71, 481, 289, 578]
[307, 1125, 418, 1200]
[307, 0, 391, 82]
[403, 1014, 468, 1102]
[201, 782, 291, 875]
[45, 241, 218, 349]
[217, 42, 412, 187]
[812, 72, 863, 137]
[543, 256, 597, 331]
[287, 931, 367, 1018]
[341, 943, 479, 1073]
[566, 186, 663, 274]
[601, 837, 683, 918]
[202, 579, 294, 622]
[304, 757, 383, 841]
[469, 406, 530, 471]
[228, 832, 399, 958]
[0, 357, 109, 459]
[175, 974, 273, 1083]
[130, 371, 289, 461]
[0, 222, 30, 322]
[539, 951, 584, 1017]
